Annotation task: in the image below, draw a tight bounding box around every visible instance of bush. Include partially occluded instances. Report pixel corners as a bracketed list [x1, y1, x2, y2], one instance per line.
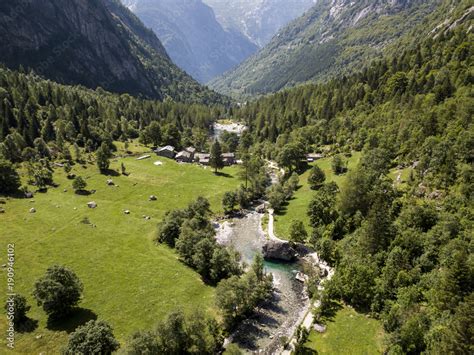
[222, 191, 238, 214]
[33, 265, 83, 318]
[332, 155, 347, 175]
[308, 165, 326, 189]
[96, 142, 112, 172]
[4, 294, 30, 329]
[72, 176, 87, 192]
[64, 320, 119, 355]
[287, 172, 300, 192]
[125, 310, 222, 354]
[267, 184, 287, 211]
[289, 220, 308, 243]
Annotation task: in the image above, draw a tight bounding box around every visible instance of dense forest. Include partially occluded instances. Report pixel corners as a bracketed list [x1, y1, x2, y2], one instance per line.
[231, 22, 473, 354]
[0, 65, 226, 165]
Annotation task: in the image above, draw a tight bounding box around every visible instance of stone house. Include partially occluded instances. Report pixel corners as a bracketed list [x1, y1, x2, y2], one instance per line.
[155, 145, 176, 159]
[222, 152, 236, 166]
[175, 150, 193, 163]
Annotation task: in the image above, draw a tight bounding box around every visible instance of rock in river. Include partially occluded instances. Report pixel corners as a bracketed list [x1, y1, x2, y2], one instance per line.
[262, 240, 298, 261]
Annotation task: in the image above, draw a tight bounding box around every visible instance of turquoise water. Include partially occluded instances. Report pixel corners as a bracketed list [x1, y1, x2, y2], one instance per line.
[218, 212, 307, 353]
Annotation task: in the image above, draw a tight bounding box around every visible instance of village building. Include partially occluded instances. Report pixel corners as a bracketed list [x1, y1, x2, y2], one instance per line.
[222, 152, 236, 166]
[184, 147, 196, 160]
[195, 153, 210, 165]
[174, 147, 196, 163]
[185, 146, 196, 155]
[306, 153, 323, 162]
[155, 145, 176, 159]
[175, 150, 193, 163]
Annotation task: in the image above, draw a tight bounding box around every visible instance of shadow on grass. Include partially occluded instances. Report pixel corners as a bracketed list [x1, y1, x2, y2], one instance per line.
[296, 346, 319, 354]
[1, 191, 25, 199]
[274, 201, 290, 216]
[46, 308, 97, 333]
[16, 317, 39, 333]
[318, 300, 343, 324]
[101, 169, 120, 177]
[214, 171, 234, 178]
[75, 190, 92, 196]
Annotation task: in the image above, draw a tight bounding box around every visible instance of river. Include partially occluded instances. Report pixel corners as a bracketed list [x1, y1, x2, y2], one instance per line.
[212, 122, 247, 140]
[212, 121, 311, 353]
[215, 212, 310, 354]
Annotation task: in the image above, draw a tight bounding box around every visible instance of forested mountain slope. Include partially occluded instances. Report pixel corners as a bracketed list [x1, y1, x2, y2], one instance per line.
[0, 66, 224, 162]
[122, 0, 258, 83]
[0, 0, 223, 104]
[231, 4, 473, 353]
[211, 0, 443, 97]
[203, 0, 316, 47]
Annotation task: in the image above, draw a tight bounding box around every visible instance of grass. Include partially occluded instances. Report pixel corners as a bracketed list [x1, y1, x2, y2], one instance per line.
[0, 155, 240, 353]
[274, 152, 361, 239]
[305, 306, 384, 354]
[389, 165, 413, 188]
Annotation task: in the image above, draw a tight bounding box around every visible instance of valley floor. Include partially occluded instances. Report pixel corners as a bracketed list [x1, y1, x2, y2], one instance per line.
[0, 145, 240, 353]
[305, 306, 385, 354]
[273, 152, 362, 239]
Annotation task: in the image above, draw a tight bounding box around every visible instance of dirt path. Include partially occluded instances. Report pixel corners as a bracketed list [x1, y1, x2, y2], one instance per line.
[282, 252, 334, 354]
[267, 208, 286, 243]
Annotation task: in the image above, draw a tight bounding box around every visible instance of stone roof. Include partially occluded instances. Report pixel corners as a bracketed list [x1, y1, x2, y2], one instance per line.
[306, 153, 323, 159]
[176, 150, 191, 159]
[195, 153, 210, 159]
[156, 145, 175, 152]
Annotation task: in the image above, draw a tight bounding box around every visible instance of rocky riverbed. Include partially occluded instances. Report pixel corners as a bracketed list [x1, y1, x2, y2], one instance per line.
[215, 212, 310, 354]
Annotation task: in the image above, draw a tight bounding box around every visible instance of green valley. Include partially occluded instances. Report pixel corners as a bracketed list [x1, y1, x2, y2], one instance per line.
[0, 153, 240, 353]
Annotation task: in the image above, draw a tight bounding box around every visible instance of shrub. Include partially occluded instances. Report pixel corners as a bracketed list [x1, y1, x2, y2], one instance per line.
[33, 265, 83, 318]
[72, 176, 87, 192]
[64, 320, 119, 354]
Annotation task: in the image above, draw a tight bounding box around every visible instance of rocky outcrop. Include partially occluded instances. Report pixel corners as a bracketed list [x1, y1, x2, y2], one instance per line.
[262, 240, 297, 261]
[204, 0, 316, 48]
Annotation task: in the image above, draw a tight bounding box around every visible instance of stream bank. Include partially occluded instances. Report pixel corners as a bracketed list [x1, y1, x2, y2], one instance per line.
[215, 211, 309, 353]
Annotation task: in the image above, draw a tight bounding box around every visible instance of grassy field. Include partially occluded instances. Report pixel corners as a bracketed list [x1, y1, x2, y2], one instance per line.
[305, 306, 384, 354]
[0, 153, 240, 353]
[274, 152, 361, 239]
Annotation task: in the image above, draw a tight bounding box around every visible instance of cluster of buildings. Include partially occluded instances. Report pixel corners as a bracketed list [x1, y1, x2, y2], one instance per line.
[154, 146, 236, 166]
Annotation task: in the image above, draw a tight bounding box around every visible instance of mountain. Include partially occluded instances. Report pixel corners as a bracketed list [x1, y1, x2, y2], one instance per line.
[0, 0, 223, 103]
[203, 0, 316, 47]
[210, 0, 442, 97]
[122, 0, 258, 83]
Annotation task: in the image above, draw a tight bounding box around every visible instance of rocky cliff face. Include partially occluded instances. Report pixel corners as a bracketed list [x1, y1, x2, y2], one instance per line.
[0, 0, 221, 102]
[204, 0, 316, 47]
[123, 0, 258, 83]
[210, 0, 441, 97]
